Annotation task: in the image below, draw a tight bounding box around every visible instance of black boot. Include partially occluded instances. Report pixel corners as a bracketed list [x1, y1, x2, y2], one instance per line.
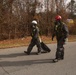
[53, 58, 58, 62]
[24, 51, 30, 55]
[60, 56, 64, 60]
[37, 51, 41, 55]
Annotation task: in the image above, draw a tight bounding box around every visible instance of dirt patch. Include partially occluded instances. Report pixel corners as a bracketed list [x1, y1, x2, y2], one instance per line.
[0, 35, 76, 49]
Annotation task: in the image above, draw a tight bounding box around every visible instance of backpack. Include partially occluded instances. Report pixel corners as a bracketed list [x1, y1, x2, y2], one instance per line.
[54, 22, 64, 36]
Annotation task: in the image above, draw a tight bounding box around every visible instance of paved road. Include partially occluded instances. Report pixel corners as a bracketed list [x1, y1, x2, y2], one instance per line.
[0, 42, 76, 75]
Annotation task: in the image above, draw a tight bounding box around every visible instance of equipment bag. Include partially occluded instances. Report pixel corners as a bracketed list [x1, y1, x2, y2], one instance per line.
[41, 42, 51, 52]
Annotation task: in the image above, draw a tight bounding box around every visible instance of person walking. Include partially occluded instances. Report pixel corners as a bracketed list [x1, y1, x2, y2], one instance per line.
[52, 15, 69, 62]
[24, 20, 41, 55]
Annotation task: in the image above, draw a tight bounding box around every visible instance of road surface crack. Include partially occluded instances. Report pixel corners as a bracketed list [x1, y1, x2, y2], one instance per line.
[0, 64, 10, 75]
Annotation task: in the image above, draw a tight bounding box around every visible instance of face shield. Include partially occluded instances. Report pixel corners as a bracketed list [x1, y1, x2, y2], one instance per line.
[31, 23, 36, 28]
[55, 20, 61, 25]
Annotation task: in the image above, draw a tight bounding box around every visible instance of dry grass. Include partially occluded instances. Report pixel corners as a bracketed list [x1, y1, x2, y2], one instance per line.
[0, 35, 76, 49]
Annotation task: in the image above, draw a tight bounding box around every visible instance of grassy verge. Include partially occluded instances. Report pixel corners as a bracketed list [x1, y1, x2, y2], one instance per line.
[0, 35, 76, 49]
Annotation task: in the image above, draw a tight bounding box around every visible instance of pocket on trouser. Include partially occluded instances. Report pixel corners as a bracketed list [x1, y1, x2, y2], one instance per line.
[56, 48, 63, 59]
[56, 51, 61, 59]
[57, 48, 64, 59]
[60, 48, 64, 58]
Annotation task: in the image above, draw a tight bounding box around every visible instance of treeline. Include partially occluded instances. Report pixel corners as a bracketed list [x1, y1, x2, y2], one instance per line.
[0, 0, 76, 40]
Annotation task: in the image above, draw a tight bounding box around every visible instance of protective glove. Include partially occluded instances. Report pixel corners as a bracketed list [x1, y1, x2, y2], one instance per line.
[64, 38, 68, 44]
[52, 37, 54, 41]
[52, 34, 55, 41]
[39, 37, 42, 43]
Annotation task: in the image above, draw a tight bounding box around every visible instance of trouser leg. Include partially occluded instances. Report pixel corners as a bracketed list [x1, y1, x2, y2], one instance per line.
[60, 47, 64, 59]
[27, 40, 35, 54]
[36, 39, 41, 53]
[56, 39, 64, 59]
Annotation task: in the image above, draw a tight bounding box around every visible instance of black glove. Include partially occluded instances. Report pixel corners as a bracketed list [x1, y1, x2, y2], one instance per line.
[52, 37, 54, 41]
[52, 34, 55, 41]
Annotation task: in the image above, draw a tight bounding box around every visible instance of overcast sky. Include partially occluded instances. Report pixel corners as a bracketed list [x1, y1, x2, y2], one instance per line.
[66, 0, 71, 4]
[64, 0, 76, 4]
[39, 0, 72, 4]
[37, 0, 76, 13]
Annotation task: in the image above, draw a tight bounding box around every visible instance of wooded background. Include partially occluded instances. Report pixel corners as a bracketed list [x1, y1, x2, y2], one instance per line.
[0, 0, 76, 40]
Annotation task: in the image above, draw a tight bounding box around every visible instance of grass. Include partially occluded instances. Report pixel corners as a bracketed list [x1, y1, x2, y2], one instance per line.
[0, 35, 76, 49]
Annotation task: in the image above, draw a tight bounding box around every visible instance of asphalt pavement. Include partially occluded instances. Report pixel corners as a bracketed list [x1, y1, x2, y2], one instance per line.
[0, 42, 76, 75]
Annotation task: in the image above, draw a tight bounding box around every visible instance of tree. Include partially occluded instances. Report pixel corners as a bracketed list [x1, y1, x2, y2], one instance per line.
[0, 0, 74, 40]
[67, 0, 76, 16]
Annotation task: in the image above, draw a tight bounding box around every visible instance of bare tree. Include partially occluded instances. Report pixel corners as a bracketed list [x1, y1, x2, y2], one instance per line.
[0, 0, 75, 40]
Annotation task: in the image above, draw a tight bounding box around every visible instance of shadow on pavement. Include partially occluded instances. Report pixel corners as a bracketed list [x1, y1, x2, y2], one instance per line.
[0, 53, 25, 58]
[0, 52, 49, 58]
[0, 59, 54, 67]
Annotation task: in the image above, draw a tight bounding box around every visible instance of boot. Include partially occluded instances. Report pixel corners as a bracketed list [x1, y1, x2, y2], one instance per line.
[24, 51, 30, 55]
[37, 52, 41, 55]
[53, 58, 58, 62]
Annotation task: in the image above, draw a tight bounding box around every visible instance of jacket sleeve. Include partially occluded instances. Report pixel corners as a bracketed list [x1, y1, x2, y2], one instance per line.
[35, 27, 39, 39]
[33, 27, 39, 39]
[63, 24, 69, 38]
[52, 25, 56, 38]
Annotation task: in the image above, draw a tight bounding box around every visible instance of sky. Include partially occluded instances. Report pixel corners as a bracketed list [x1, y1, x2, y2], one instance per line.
[66, 0, 71, 4]
[38, 0, 71, 11]
[37, 0, 76, 13]
[65, 0, 76, 4]
[39, 0, 75, 4]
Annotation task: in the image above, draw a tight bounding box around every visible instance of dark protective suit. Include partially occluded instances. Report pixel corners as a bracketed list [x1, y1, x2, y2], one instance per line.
[26, 25, 41, 54]
[52, 21, 69, 59]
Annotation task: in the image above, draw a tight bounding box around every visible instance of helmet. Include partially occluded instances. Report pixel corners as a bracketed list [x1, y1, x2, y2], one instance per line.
[55, 15, 62, 21]
[32, 20, 37, 25]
